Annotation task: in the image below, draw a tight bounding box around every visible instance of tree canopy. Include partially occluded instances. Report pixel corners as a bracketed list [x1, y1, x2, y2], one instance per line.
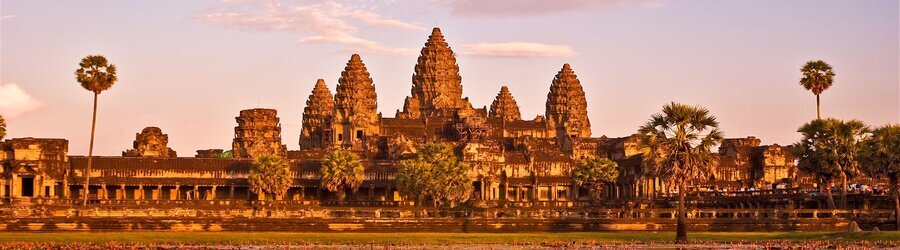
[572, 157, 619, 200]
[792, 118, 869, 208]
[320, 150, 365, 200]
[248, 154, 292, 200]
[397, 143, 473, 207]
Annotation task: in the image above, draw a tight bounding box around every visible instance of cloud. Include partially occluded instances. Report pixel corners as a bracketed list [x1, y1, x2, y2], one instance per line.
[0, 83, 45, 118]
[1, 15, 15, 19]
[199, 0, 423, 55]
[450, 0, 664, 18]
[461, 42, 576, 58]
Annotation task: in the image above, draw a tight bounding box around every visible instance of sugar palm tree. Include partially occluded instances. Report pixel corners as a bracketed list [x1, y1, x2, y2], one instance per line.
[248, 154, 292, 201]
[75, 55, 117, 205]
[860, 124, 899, 229]
[0, 115, 6, 140]
[321, 150, 365, 201]
[571, 157, 619, 201]
[793, 118, 869, 209]
[638, 102, 724, 244]
[799, 60, 835, 119]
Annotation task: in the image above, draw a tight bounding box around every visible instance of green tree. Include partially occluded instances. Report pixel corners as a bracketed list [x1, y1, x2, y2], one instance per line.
[793, 118, 869, 209]
[397, 143, 473, 207]
[320, 150, 365, 201]
[75, 55, 117, 205]
[0, 115, 6, 140]
[248, 155, 291, 201]
[217, 150, 234, 158]
[799, 60, 835, 119]
[859, 124, 899, 230]
[572, 157, 619, 201]
[638, 102, 724, 244]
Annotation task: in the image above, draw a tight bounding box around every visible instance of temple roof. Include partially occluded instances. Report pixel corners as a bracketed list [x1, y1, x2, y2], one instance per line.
[489, 86, 522, 122]
[546, 63, 591, 137]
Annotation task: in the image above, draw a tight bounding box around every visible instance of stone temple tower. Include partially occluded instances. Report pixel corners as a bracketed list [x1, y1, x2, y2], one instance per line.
[488, 86, 522, 122]
[232, 108, 287, 158]
[545, 63, 591, 138]
[299, 79, 334, 150]
[123, 127, 176, 157]
[398, 27, 473, 119]
[333, 54, 380, 147]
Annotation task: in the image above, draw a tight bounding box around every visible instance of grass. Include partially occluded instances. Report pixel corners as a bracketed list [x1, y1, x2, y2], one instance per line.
[0, 231, 898, 245]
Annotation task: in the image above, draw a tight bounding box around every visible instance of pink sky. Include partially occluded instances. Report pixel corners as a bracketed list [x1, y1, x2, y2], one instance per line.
[1, 0, 898, 156]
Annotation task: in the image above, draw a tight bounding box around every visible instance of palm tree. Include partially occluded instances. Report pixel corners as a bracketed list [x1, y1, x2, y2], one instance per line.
[248, 154, 291, 201]
[320, 150, 365, 201]
[0, 115, 6, 140]
[859, 124, 899, 230]
[793, 118, 869, 209]
[397, 143, 472, 207]
[75, 55, 117, 205]
[571, 157, 619, 201]
[637, 102, 724, 244]
[799, 60, 835, 119]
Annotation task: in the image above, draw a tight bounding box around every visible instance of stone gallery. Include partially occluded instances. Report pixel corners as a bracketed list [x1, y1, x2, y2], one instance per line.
[0, 28, 894, 232]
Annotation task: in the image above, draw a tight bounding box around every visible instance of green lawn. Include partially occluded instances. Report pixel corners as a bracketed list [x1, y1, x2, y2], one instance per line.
[0, 231, 897, 245]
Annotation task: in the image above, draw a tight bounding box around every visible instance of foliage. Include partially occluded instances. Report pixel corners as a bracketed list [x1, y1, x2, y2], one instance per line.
[397, 143, 473, 206]
[320, 150, 365, 200]
[792, 118, 869, 208]
[860, 124, 900, 180]
[248, 155, 291, 200]
[572, 157, 619, 200]
[799, 60, 835, 96]
[75, 55, 118, 94]
[216, 150, 234, 158]
[0, 115, 5, 141]
[637, 102, 723, 243]
[638, 102, 724, 184]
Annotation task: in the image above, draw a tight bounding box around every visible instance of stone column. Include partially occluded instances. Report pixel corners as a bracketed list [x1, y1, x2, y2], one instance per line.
[229, 186, 235, 199]
[137, 185, 144, 200]
[210, 186, 217, 200]
[171, 185, 180, 200]
[101, 184, 108, 200]
[49, 183, 56, 198]
[193, 186, 199, 200]
[550, 185, 557, 201]
[154, 185, 162, 200]
[0, 180, 6, 198]
[9, 173, 18, 198]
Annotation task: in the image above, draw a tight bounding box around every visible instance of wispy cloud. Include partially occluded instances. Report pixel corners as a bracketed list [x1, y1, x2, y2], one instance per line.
[461, 42, 576, 58]
[1, 15, 15, 19]
[450, 0, 664, 18]
[0, 83, 44, 118]
[199, 0, 423, 55]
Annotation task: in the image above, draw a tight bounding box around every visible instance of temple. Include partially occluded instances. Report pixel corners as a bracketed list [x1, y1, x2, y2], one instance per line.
[0, 28, 890, 224]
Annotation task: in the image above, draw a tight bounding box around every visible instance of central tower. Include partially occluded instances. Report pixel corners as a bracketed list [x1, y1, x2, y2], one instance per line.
[397, 27, 473, 119]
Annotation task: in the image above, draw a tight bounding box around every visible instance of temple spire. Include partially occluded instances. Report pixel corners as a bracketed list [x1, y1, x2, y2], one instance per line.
[489, 86, 522, 122]
[334, 54, 379, 146]
[299, 79, 334, 149]
[398, 27, 472, 119]
[546, 63, 591, 137]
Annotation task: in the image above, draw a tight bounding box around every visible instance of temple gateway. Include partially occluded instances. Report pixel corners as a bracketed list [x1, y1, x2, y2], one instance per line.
[0, 28, 887, 217]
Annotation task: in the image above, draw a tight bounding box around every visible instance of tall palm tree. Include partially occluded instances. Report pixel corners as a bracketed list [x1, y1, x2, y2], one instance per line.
[793, 118, 869, 209]
[321, 150, 365, 201]
[248, 154, 292, 201]
[638, 102, 724, 244]
[860, 124, 899, 229]
[75, 55, 117, 205]
[799, 60, 835, 119]
[0, 115, 6, 140]
[571, 157, 619, 201]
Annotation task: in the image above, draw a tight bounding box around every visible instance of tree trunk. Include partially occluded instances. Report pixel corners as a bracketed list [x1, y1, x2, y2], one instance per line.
[816, 94, 821, 119]
[841, 173, 848, 209]
[675, 180, 687, 244]
[892, 177, 899, 231]
[83, 92, 98, 206]
[825, 183, 836, 209]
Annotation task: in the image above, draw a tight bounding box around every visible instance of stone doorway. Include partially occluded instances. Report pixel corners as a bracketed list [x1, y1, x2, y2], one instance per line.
[20, 176, 35, 197]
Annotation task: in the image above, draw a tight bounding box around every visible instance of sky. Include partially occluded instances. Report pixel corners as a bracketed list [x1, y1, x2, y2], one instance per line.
[1, 0, 898, 156]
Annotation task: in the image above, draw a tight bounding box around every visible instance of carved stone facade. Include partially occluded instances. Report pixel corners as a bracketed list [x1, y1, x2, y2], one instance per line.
[123, 127, 176, 157]
[398, 27, 474, 119]
[489, 86, 522, 122]
[232, 108, 287, 158]
[299, 79, 335, 150]
[333, 54, 380, 148]
[546, 64, 591, 138]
